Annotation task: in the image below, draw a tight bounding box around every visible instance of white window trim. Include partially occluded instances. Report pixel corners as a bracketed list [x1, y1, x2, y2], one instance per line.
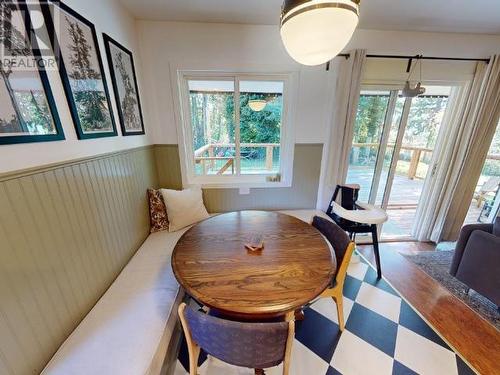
[173, 69, 297, 189]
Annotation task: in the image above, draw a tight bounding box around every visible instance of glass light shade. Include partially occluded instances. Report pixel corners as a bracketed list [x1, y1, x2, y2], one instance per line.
[248, 99, 267, 112]
[280, 0, 359, 66]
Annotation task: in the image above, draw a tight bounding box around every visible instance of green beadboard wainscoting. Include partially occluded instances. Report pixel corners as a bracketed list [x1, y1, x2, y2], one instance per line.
[0, 146, 158, 375]
[154, 143, 323, 212]
[154, 144, 183, 190]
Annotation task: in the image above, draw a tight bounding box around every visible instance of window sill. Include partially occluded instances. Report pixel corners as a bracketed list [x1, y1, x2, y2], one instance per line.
[186, 179, 292, 189]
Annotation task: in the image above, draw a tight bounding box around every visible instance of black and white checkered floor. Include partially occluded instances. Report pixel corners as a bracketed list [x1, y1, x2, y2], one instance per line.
[174, 258, 475, 375]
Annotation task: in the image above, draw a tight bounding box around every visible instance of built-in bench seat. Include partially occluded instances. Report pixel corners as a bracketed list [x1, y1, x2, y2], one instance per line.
[42, 228, 190, 375]
[42, 210, 326, 375]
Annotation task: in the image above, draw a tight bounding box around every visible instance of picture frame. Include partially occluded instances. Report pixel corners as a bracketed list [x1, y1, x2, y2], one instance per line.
[0, 0, 64, 145]
[41, 0, 117, 140]
[103, 34, 145, 136]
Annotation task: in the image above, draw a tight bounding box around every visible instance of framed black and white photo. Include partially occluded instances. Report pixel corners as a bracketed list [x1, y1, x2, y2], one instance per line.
[41, 1, 116, 139]
[0, 1, 64, 145]
[103, 34, 145, 136]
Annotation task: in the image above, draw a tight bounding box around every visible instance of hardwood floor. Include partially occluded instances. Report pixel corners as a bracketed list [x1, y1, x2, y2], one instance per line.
[357, 242, 500, 375]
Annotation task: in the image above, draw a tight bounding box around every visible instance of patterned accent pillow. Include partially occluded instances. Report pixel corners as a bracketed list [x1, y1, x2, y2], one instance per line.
[147, 188, 169, 233]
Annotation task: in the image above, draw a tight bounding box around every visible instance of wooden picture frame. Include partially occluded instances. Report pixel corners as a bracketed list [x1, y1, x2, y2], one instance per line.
[0, 0, 64, 145]
[103, 34, 145, 136]
[41, 0, 117, 140]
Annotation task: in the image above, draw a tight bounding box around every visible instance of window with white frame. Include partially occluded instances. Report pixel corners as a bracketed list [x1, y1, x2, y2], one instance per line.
[177, 73, 295, 187]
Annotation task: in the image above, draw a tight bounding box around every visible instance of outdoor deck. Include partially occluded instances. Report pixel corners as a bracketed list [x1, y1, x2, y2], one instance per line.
[194, 143, 280, 176]
[347, 166, 425, 205]
[346, 167, 483, 239]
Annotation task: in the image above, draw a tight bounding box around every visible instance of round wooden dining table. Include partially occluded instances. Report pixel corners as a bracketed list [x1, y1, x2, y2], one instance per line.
[172, 211, 335, 320]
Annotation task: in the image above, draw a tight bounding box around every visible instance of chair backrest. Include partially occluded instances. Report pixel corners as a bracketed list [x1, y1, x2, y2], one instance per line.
[312, 216, 350, 267]
[312, 216, 355, 285]
[180, 304, 293, 369]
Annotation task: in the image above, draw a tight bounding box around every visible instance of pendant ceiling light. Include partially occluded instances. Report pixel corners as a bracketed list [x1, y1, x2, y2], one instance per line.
[280, 0, 360, 66]
[248, 99, 267, 112]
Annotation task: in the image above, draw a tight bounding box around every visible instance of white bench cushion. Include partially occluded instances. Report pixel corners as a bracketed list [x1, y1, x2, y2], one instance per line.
[42, 228, 189, 375]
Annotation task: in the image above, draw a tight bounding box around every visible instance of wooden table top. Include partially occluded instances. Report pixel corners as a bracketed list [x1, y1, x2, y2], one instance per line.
[172, 211, 334, 318]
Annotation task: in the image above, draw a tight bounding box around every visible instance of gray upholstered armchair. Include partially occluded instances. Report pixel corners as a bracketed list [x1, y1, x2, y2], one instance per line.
[450, 217, 500, 306]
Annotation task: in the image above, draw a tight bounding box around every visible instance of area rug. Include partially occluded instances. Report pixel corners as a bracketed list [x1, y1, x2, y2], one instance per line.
[403, 250, 499, 330]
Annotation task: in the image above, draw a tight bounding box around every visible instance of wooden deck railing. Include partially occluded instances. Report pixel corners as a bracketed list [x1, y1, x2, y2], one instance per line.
[194, 143, 280, 175]
[352, 143, 500, 180]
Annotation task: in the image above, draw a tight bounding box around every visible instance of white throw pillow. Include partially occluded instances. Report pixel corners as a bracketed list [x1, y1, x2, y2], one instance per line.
[160, 187, 209, 232]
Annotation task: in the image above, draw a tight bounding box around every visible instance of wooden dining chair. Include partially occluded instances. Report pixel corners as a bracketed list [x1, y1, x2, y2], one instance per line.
[178, 303, 295, 375]
[311, 216, 356, 331]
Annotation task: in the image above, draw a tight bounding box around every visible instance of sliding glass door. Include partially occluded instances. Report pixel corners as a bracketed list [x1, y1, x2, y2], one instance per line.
[346, 86, 452, 240]
[346, 90, 391, 202]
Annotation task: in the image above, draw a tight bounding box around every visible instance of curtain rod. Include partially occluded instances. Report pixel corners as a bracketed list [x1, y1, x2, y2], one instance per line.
[326, 53, 490, 71]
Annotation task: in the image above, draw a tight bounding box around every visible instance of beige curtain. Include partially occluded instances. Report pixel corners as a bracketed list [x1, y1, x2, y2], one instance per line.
[321, 49, 367, 209]
[412, 83, 475, 241]
[439, 55, 500, 240]
[413, 55, 500, 242]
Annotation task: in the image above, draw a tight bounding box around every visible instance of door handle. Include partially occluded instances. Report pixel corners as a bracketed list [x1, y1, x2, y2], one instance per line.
[431, 163, 438, 177]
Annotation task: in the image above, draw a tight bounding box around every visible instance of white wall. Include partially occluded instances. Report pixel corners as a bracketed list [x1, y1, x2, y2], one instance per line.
[136, 22, 333, 146]
[137, 21, 500, 149]
[136, 21, 500, 207]
[0, 0, 151, 174]
[348, 29, 500, 58]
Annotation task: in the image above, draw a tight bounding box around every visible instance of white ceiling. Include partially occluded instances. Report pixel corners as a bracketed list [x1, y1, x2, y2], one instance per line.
[119, 0, 500, 34]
